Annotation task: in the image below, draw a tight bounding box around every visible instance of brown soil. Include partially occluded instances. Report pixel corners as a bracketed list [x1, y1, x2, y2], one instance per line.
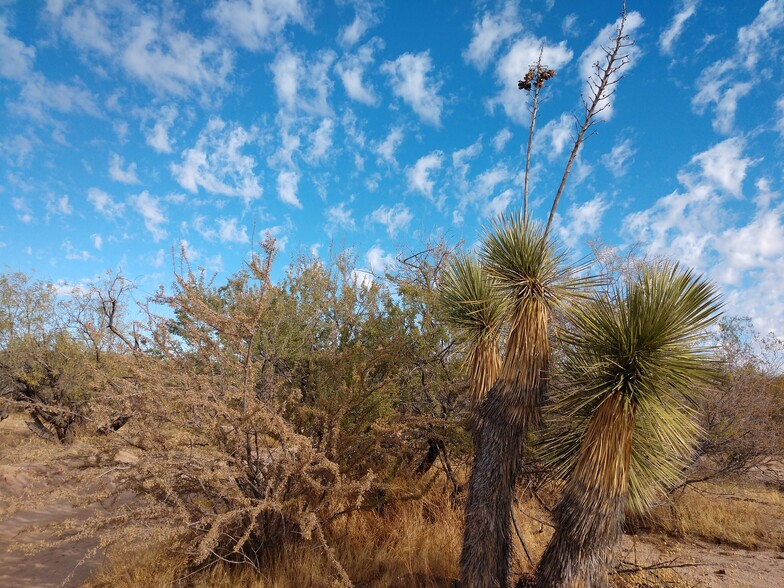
[0, 415, 103, 588]
[620, 534, 784, 587]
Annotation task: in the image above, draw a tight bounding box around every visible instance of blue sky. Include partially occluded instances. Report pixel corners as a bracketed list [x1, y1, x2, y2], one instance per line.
[1, 0, 783, 335]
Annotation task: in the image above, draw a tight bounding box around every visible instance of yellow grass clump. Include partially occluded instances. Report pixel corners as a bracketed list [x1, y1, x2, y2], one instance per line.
[645, 482, 784, 550]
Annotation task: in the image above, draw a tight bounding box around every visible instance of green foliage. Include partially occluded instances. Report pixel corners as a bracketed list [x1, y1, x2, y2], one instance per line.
[480, 213, 594, 317]
[0, 272, 115, 441]
[545, 262, 723, 515]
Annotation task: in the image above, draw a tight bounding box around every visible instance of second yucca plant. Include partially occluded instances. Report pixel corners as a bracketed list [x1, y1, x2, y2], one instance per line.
[535, 262, 722, 587]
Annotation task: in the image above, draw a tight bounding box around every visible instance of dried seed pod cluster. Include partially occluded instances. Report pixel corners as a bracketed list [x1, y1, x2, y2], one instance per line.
[517, 65, 556, 91]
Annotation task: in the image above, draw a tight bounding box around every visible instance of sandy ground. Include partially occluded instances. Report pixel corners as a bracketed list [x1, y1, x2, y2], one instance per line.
[1, 413, 782, 587]
[620, 534, 784, 587]
[0, 414, 105, 588]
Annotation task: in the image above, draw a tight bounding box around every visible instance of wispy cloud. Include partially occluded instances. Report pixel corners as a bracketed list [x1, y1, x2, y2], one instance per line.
[88, 188, 125, 219]
[370, 203, 413, 238]
[109, 153, 140, 184]
[325, 201, 356, 236]
[129, 190, 168, 242]
[381, 52, 444, 126]
[463, 1, 522, 71]
[659, 0, 700, 55]
[406, 151, 443, 198]
[209, 0, 309, 51]
[172, 118, 262, 202]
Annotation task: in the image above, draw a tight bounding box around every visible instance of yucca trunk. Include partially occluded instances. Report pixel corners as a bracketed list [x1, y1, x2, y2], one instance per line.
[461, 301, 550, 588]
[536, 393, 634, 588]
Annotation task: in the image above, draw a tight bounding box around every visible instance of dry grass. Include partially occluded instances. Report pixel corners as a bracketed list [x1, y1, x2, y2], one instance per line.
[643, 482, 784, 550]
[86, 481, 556, 588]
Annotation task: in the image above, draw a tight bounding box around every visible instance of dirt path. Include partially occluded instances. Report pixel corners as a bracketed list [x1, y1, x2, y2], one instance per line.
[621, 534, 784, 587]
[0, 416, 104, 588]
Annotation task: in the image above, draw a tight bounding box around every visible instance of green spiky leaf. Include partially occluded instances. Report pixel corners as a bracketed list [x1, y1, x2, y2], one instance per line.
[543, 261, 723, 515]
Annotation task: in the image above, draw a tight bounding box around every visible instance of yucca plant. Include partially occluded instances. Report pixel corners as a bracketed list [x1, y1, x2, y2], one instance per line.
[459, 213, 593, 588]
[535, 262, 722, 587]
[439, 253, 505, 414]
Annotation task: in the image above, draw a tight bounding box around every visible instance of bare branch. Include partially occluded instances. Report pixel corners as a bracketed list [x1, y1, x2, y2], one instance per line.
[544, 2, 633, 239]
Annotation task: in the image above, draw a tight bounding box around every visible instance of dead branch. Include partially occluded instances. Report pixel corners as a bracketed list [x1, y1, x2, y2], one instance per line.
[544, 1, 633, 238]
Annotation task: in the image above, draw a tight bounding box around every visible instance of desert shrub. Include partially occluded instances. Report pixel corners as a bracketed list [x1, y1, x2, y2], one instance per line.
[0, 272, 118, 442]
[689, 316, 784, 485]
[52, 238, 470, 584]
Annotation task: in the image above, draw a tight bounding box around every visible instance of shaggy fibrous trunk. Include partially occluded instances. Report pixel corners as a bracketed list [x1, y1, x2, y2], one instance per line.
[535, 394, 634, 588]
[467, 340, 502, 418]
[461, 305, 549, 588]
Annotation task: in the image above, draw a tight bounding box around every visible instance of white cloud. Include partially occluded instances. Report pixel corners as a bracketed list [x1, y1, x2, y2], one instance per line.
[693, 63, 754, 134]
[336, 39, 381, 106]
[179, 239, 199, 261]
[370, 203, 413, 237]
[0, 17, 35, 80]
[628, 166, 784, 335]
[217, 217, 250, 244]
[46, 194, 73, 216]
[307, 118, 334, 162]
[454, 162, 514, 218]
[0, 17, 99, 122]
[325, 202, 356, 236]
[338, 0, 380, 48]
[489, 37, 573, 124]
[277, 169, 302, 208]
[91, 234, 103, 250]
[205, 254, 224, 273]
[63, 240, 92, 261]
[366, 244, 396, 274]
[351, 269, 374, 289]
[557, 195, 608, 248]
[538, 113, 573, 159]
[601, 138, 636, 177]
[88, 188, 125, 218]
[715, 204, 784, 285]
[463, 1, 522, 71]
[692, 1, 784, 134]
[736, 0, 784, 69]
[622, 138, 754, 272]
[375, 126, 404, 165]
[44, 0, 124, 56]
[484, 188, 514, 219]
[493, 128, 513, 152]
[172, 118, 262, 202]
[151, 248, 165, 268]
[406, 151, 443, 198]
[209, 0, 308, 51]
[561, 14, 578, 37]
[11, 197, 33, 224]
[777, 97, 784, 139]
[272, 47, 335, 118]
[145, 105, 178, 153]
[452, 141, 483, 175]
[122, 16, 232, 97]
[659, 0, 700, 55]
[474, 165, 512, 204]
[109, 153, 140, 184]
[689, 137, 752, 197]
[381, 52, 444, 126]
[578, 11, 644, 121]
[129, 191, 167, 242]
